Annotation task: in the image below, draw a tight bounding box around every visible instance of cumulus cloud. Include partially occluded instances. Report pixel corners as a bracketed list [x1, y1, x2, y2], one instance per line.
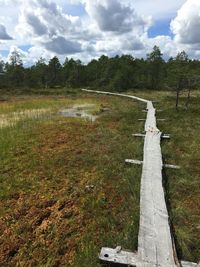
[93, 33, 145, 56]
[2, 0, 200, 63]
[44, 36, 82, 54]
[121, 38, 144, 51]
[12, 0, 89, 58]
[20, 1, 80, 36]
[14, 0, 150, 59]
[171, 0, 200, 44]
[84, 0, 150, 33]
[126, 0, 186, 20]
[25, 13, 48, 36]
[0, 24, 13, 40]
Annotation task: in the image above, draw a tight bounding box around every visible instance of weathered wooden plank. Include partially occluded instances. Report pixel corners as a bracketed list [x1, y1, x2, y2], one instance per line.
[82, 89, 148, 103]
[125, 159, 143, 165]
[132, 133, 146, 137]
[162, 134, 171, 139]
[125, 159, 180, 170]
[99, 247, 137, 266]
[164, 164, 181, 169]
[143, 109, 162, 113]
[181, 261, 200, 267]
[138, 130, 177, 267]
[138, 100, 177, 267]
[132, 133, 170, 139]
[144, 101, 158, 132]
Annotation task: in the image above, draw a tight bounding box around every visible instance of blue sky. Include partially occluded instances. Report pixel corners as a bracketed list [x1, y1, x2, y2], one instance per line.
[0, 0, 199, 65]
[148, 19, 172, 38]
[0, 50, 9, 57]
[63, 2, 87, 17]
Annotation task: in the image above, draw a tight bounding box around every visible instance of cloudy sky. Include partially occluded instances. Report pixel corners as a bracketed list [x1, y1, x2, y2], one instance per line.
[0, 0, 200, 65]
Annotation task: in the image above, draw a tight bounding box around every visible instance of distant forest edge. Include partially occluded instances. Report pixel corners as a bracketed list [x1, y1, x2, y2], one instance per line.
[0, 46, 200, 95]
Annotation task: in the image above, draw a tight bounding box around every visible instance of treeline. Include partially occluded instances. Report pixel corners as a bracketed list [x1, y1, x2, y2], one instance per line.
[0, 46, 200, 94]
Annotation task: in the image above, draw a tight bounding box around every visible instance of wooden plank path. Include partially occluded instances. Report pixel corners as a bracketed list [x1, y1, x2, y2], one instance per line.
[82, 89, 199, 267]
[138, 100, 176, 267]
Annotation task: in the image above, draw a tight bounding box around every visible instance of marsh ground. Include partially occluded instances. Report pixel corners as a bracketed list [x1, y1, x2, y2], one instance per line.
[0, 89, 199, 266]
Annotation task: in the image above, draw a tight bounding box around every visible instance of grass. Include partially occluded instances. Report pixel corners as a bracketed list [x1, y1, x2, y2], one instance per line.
[0, 89, 199, 266]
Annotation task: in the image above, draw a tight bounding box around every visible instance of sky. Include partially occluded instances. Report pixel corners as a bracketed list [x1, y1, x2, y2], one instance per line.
[0, 0, 200, 65]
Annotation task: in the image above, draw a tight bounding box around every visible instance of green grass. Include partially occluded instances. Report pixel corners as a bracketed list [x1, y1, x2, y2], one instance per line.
[0, 90, 199, 266]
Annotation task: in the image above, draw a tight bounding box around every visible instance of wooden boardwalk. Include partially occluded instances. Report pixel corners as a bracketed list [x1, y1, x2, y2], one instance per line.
[82, 89, 199, 267]
[138, 101, 176, 267]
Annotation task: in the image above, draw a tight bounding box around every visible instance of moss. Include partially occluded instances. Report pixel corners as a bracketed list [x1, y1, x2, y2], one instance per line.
[0, 90, 199, 265]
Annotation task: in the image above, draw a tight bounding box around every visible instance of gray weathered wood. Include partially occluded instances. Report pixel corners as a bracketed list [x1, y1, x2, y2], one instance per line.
[132, 133, 170, 139]
[125, 159, 180, 170]
[143, 109, 162, 113]
[162, 134, 171, 139]
[125, 159, 143, 165]
[132, 133, 146, 137]
[137, 100, 177, 267]
[164, 164, 181, 169]
[82, 89, 148, 103]
[181, 261, 200, 267]
[138, 130, 177, 267]
[99, 247, 137, 266]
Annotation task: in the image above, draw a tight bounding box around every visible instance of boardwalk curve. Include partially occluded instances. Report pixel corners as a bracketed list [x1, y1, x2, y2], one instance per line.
[82, 89, 199, 267]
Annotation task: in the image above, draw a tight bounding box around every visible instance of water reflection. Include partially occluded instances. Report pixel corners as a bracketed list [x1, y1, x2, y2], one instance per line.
[59, 104, 98, 122]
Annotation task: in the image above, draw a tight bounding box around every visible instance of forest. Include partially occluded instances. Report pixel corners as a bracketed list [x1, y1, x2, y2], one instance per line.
[0, 46, 200, 96]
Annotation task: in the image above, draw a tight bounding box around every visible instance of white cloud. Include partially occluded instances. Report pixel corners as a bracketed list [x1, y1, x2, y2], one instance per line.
[84, 0, 150, 33]
[70, 0, 186, 20]
[44, 36, 82, 54]
[16, 0, 83, 53]
[0, 24, 13, 40]
[13, 0, 152, 60]
[25, 13, 48, 36]
[1, 0, 200, 64]
[171, 0, 200, 44]
[128, 0, 186, 20]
